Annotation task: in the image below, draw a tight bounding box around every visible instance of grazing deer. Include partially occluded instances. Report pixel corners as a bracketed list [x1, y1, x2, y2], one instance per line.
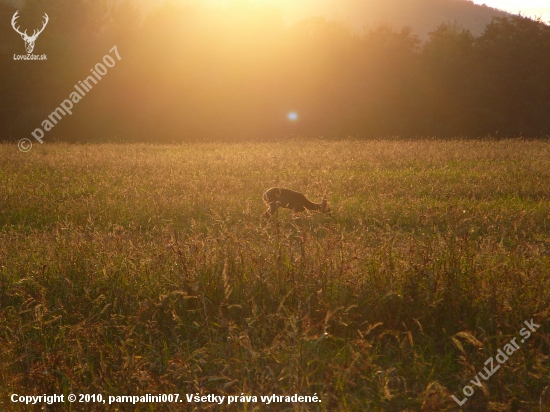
[263, 188, 331, 219]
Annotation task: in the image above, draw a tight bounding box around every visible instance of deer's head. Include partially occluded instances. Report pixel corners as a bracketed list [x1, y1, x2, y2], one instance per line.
[321, 196, 331, 216]
[12, 11, 49, 54]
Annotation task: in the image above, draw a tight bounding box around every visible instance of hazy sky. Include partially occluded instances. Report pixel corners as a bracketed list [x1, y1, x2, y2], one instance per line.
[472, 0, 550, 22]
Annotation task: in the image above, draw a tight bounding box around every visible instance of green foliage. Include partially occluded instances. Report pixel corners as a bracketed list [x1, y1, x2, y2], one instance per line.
[0, 140, 549, 410]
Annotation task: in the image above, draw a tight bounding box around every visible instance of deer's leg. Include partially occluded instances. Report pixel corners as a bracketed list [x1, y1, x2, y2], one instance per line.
[264, 201, 278, 219]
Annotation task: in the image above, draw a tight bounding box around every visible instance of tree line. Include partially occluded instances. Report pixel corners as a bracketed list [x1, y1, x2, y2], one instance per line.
[1, 0, 549, 143]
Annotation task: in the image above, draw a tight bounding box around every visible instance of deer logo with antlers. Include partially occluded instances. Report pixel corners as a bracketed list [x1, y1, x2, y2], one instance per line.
[11, 11, 49, 54]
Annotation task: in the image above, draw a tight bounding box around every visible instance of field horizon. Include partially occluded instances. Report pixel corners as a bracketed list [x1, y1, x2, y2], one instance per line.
[1, 139, 549, 411]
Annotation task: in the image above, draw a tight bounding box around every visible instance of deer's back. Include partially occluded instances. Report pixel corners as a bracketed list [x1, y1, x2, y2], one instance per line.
[263, 188, 308, 207]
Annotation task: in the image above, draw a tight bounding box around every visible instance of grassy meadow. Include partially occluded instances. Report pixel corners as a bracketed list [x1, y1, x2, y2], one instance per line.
[1, 139, 549, 411]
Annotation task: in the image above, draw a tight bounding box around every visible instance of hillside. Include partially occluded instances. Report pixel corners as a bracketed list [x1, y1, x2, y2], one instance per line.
[272, 0, 511, 37]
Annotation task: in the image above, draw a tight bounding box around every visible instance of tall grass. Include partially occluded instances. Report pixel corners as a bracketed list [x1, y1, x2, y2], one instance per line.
[0, 139, 549, 411]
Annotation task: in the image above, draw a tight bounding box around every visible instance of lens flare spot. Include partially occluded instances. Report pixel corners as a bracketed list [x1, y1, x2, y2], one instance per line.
[288, 112, 298, 121]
